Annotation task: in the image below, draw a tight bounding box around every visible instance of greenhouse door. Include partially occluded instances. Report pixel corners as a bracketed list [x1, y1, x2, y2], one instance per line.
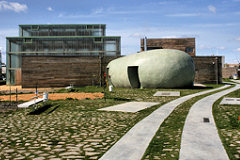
[127, 66, 140, 88]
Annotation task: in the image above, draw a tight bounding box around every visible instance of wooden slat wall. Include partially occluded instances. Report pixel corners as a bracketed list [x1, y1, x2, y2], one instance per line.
[15, 69, 22, 85]
[140, 38, 195, 56]
[193, 56, 222, 84]
[22, 56, 118, 88]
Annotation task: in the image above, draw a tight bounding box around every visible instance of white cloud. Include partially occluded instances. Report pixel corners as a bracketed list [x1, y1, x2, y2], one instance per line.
[58, 7, 158, 19]
[0, 29, 18, 63]
[47, 7, 53, 11]
[0, 1, 27, 12]
[93, 8, 103, 14]
[58, 8, 104, 18]
[236, 48, 240, 52]
[166, 13, 202, 17]
[198, 44, 212, 50]
[0, 28, 18, 51]
[107, 27, 203, 55]
[208, 5, 216, 13]
[236, 37, 240, 41]
[130, 33, 145, 38]
[197, 45, 225, 51]
[217, 46, 226, 50]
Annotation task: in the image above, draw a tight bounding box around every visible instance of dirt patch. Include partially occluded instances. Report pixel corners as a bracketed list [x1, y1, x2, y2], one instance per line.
[0, 93, 104, 101]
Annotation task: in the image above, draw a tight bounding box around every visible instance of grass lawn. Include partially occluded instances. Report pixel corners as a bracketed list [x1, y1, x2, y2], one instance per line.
[213, 89, 240, 160]
[142, 84, 231, 160]
[0, 85, 225, 159]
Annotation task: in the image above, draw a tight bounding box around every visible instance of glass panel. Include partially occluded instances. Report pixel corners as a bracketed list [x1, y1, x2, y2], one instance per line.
[66, 28, 76, 32]
[10, 55, 21, 68]
[92, 29, 102, 36]
[10, 70, 15, 84]
[105, 41, 116, 51]
[10, 42, 20, 52]
[105, 52, 116, 56]
[52, 28, 65, 32]
[23, 30, 31, 36]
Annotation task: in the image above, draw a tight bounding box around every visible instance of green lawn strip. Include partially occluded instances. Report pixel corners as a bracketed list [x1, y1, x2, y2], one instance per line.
[223, 78, 233, 83]
[141, 85, 233, 160]
[213, 89, 240, 160]
[55, 86, 104, 93]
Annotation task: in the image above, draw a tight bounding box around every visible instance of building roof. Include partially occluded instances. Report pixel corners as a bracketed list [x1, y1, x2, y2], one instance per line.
[19, 24, 106, 27]
[6, 36, 120, 39]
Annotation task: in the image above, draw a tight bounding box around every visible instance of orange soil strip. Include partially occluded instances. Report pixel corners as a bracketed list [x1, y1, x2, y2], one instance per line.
[0, 85, 63, 93]
[0, 93, 104, 101]
[0, 85, 62, 91]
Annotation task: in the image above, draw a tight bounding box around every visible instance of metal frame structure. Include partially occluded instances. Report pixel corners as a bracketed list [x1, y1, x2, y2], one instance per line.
[6, 24, 121, 85]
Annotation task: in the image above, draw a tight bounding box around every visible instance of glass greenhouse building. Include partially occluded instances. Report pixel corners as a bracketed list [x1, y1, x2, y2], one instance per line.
[6, 24, 121, 85]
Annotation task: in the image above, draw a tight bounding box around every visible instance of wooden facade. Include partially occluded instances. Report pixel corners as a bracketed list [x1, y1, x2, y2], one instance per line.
[21, 56, 119, 88]
[140, 38, 195, 56]
[193, 56, 222, 84]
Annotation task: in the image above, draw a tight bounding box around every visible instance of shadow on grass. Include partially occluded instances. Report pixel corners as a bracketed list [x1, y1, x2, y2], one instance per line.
[47, 105, 60, 114]
[106, 97, 132, 101]
[190, 86, 213, 89]
[28, 104, 52, 115]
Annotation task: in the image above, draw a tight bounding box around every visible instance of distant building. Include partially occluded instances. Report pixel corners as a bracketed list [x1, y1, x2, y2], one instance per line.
[140, 38, 195, 56]
[224, 63, 240, 68]
[222, 63, 240, 79]
[6, 24, 121, 87]
[0, 50, 1, 78]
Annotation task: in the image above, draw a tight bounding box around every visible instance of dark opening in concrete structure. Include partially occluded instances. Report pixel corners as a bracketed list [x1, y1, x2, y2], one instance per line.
[203, 117, 210, 123]
[127, 66, 140, 88]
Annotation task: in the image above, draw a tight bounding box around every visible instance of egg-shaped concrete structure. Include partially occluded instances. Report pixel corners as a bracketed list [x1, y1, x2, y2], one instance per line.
[107, 49, 195, 88]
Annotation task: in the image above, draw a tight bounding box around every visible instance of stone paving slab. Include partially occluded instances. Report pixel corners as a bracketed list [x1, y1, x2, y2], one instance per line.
[180, 84, 240, 160]
[220, 97, 240, 105]
[100, 85, 229, 160]
[98, 102, 159, 113]
[153, 91, 180, 97]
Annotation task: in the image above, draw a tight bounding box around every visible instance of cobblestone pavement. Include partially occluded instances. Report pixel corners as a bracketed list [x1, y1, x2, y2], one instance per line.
[0, 97, 173, 160]
[0, 105, 131, 159]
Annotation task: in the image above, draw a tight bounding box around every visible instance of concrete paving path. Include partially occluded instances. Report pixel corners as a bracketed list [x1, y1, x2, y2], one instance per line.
[100, 85, 230, 160]
[220, 97, 240, 105]
[98, 102, 159, 113]
[180, 84, 240, 160]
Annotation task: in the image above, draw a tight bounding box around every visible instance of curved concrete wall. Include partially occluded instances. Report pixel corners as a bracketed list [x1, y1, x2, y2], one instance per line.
[107, 49, 195, 88]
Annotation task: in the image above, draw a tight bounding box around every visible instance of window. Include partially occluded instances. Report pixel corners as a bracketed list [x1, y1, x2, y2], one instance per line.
[147, 47, 162, 50]
[24, 38, 32, 43]
[31, 25, 39, 30]
[94, 37, 102, 43]
[185, 47, 193, 53]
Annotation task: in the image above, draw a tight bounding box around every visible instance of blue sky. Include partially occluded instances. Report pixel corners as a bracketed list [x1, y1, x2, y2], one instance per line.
[0, 0, 240, 63]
